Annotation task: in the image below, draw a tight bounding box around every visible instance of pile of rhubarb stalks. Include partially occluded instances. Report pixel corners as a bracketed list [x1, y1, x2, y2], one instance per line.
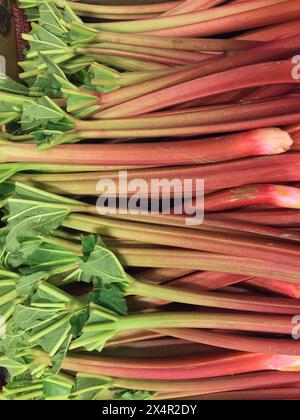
[1, 0, 300, 401]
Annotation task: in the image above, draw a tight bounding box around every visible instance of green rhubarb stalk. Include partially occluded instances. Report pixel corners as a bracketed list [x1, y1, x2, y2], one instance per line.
[93, 31, 259, 52]
[70, 309, 296, 352]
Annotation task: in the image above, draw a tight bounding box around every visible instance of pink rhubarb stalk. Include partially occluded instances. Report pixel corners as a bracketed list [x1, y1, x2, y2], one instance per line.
[95, 60, 299, 117]
[203, 185, 300, 212]
[50, 352, 300, 381]
[141, 1, 300, 37]
[159, 329, 300, 356]
[1, 128, 292, 166]
[162, 0, 226, 16]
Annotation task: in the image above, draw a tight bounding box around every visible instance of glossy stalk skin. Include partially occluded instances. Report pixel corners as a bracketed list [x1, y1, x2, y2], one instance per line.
[56, 0, 182, 15]
[127, 279, 300, 314]
[171, 388, 300, 400]
[42, 352, 300, 381]
[94, 61, 299, 118]
[245, 277, 300, 299]
[236, 19, 300, 41]
[93, 34, 300, 116]
[21, 152, 300, 195]
[112, 371, 300, 393]
[95, 0, 286, 33]
[61, 212, 300, 271]
[209, 209, 300, 227]
[95, 31, 259, 52]
[80, 310, 295, 335]
[158, 328, 300, 356]
[172, 270, 300, 299]
[1, 127, 292, 166]
[203, 185, 300, 212]
[162, 0, 225, 16]
[110, 246, 300, 283]
[90, 43, 208, 64]
[142, 1, 300, 36]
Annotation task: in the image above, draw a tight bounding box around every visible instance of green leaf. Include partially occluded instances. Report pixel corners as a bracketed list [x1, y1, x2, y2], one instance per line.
[23, 242, 77, 274]
[78, 235, 129, 290]
[0, 76, 28, 95]
[90, 284, 127, 316]
[16, 272, 49, 298]
[43, 374, 74, 400]
[67, 22, 96, 47]
[73, 373, 112, 400]
[114, 389, 155, 400]
[69, 304, 119, 352]
[0, 356, 31, 378]
[39, 1, 68, 37]
[61, 88, 98, 113]
[13, 182, 80, 205]
[5, 199, 70, 251]
[32, 130, 80, 149]
[14, 304, 60, 332]
[21, 96, 74, 132]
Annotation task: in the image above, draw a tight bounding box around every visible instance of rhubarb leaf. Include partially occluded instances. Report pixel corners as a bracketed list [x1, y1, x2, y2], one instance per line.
[16, 272, 49, 298]
[13, 182, 80, 205]
[79, 235, 129, 289]
[0, 356, 31, 378]
[0, 76, 28, 95]
[90, 284, 128, 316]
[73, 373, 112, 400]
[39, 1, 68, 37]
[14, 304, 60, 332]
[114, 390, 155, 400]
[43, 374, 74, 400]
[69, 304, 119, 352]
[5, 199, 70, 251]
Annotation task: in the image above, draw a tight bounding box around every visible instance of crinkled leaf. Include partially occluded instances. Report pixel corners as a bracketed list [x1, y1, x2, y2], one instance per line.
[14, 304, 61, 331]
[16, 272, 49, 298]
[5, 199, 70, 251]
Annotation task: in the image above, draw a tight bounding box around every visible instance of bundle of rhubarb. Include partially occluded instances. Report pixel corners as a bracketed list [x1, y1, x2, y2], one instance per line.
[1, 0, 300, 401]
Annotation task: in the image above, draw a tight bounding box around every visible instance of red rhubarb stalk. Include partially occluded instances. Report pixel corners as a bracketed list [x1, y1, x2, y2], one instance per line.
[141, 1, 299, 37]
[95, 0, 286, 33]
[162, 0, 226, 16]
[57, 0, 182, 15]
[203, 185, 300, 212]
[158, 329, 300, 356]
[92, 34, 300, 115]
[1, 127, 292, 165]
[95, 61, 299, 117]
[26, 152, 300, 195]
[52, 352, 300, 380]
[209, 209, 300, 227]
[245, 277, 300, 299]
[110, 371, 300, 393]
